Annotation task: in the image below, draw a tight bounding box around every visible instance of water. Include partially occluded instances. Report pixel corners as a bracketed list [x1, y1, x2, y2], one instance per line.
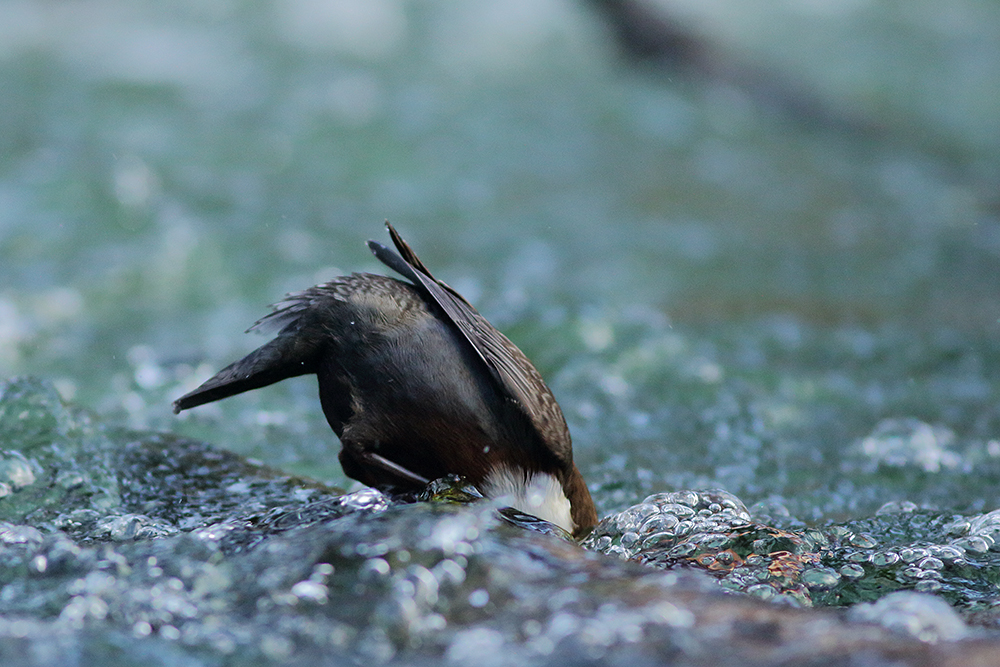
[2, 376, 1000, 666]
[2, 0, 1000, 663]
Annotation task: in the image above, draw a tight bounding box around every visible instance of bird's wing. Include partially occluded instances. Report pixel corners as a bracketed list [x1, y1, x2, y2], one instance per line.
[368, 223, 569, 447]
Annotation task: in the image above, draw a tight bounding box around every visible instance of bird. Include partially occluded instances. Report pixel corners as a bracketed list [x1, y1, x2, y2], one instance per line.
[173, 223, 597, 537]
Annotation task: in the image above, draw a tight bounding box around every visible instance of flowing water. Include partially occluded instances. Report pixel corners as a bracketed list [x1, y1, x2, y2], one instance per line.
[2, 1, 1000, 664]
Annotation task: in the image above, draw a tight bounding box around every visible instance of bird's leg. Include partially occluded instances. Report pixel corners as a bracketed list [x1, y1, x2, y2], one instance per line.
[363, 451, 430, 486]
[338, 443, 430, 488]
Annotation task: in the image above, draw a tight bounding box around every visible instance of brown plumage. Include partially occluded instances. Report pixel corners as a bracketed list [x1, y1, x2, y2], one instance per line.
[174, 223, 597, 537]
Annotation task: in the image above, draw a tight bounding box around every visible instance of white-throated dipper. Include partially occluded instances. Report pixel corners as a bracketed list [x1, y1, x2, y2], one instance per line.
[173, 223, 597, 537]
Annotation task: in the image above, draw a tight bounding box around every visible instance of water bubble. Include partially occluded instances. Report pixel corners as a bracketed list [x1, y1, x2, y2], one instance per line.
[667, 543, 698, 558]
[914, 579, 942, 593]
[967, 508, 1000, 540]
[916, 557, 944, 571]
[338, 488, 391, 513]
[0, 450, 36, 489]
[468, 589, 489, 608]
[291, 580, 329, 604]
[0, 523, 44, 545]
[827, 526, 851, 539]
[714, 551, 737, 567]
[848, 533, 877, 549]
[433, 559, 466, 586]
[606, 545, 628, 559]
[942, 518, 971, 536]
[859, 418, 960, 472]
[674, 521, 693, 537]
[639, 514, 679, 536]
[94, 514, 178, 541]
[657, 504, 697, 520]
[839, 564, 865, 579]
[362, 558, 391, 578]
[55, 470, 86, 489]
[875, 500, 920, 515]
[951, 536, 990, 554]
[927, 545, 963, 562]
[800, 567, 841, 590]
[694, 533, 730, 550]
[640, 531, 676, 551]
[673, 491, 701, 507]
[899, 547, 927, 563]
[614, 503, 661, 532]
[31, 555, 47, 573]
[870, 551, 900, 566]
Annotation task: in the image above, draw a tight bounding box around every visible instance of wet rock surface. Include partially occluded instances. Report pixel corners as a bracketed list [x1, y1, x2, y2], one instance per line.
[3, 376, 1000, 666]
[586, 488, 1000, 618]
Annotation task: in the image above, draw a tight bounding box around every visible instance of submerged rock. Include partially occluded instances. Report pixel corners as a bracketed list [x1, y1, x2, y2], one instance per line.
[2, 376, 1000, 666]
[587, 488, 1000, 619]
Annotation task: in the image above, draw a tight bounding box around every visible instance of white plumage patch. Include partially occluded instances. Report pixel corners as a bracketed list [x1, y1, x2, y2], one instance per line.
[481, 466, 574, 534]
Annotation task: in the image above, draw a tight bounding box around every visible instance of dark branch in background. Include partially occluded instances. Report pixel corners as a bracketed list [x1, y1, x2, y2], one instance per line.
[584, 0, 1000, 211]
[586, 0, 708, 66]
[585, 0, 882, 135]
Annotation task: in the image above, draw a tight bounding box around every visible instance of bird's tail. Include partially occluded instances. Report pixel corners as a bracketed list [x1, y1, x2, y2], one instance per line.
[173, 334, 319, 413]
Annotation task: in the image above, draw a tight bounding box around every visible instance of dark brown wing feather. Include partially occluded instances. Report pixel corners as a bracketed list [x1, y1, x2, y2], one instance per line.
[368, 222, 571, 459]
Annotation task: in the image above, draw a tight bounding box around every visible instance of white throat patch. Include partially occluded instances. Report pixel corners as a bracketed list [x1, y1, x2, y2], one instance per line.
[480, 466, 574, 534]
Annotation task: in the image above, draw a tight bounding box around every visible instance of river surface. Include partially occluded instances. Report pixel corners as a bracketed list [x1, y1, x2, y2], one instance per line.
[1, 1, 999, 664]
